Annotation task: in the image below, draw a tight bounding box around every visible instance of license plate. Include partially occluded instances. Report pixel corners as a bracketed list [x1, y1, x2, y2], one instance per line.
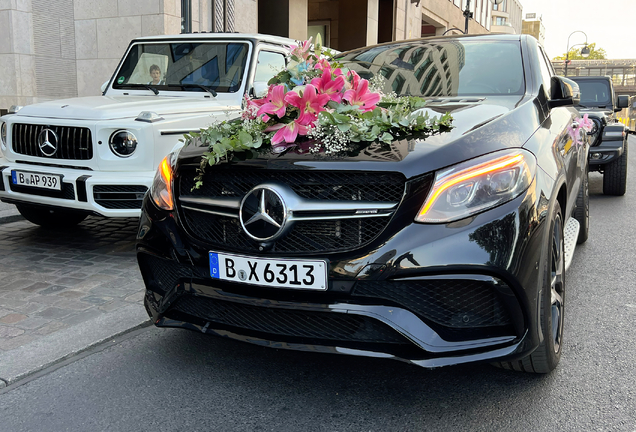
[11, 170, 62, 191]
[210, 252, 327, 290]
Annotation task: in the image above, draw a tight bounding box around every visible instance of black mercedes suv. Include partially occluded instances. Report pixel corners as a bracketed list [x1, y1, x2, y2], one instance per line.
[136, 35, 588, 373]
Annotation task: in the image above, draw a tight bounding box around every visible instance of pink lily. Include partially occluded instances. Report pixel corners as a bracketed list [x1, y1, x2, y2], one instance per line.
[310, 69, 345, 103]
[315, 58, 330, 72]
[257, 85, 288, 119]
[266, 120, 311, 145]
[242, 94, 267, 120]
[343, 79, 380, 112]
[285, 84, 331, 124]
[289, 37, 313, 61]
[345, 70, 361, 91]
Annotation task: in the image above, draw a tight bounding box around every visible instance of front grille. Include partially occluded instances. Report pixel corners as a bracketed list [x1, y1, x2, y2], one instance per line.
[182, 209, 389, 254]
[137, 254, 192, 295]
[179, 168, 408, 254]
[8, 181, 75, 200]
[12, 123, 93, 160]
[180, 169, 406, 202]
[170, 294, 409, 344]
[94, 185, 148, 209]
[352, 279, 512, 329]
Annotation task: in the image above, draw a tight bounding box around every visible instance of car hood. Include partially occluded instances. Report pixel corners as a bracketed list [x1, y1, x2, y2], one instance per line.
[575, 107, 614, 121]
[13, 95, 239, 121]
[178, 95, 540, 179]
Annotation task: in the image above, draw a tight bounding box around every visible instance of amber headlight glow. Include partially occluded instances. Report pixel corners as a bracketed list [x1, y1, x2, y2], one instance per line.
[109, 130, 138, 157]
[150, 154, 174, 210]
[416, 149, 536, 223]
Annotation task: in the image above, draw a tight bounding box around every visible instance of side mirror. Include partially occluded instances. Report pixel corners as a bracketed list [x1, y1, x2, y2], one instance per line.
[100, 81, 109, 94]
[548, 76, 580, 108]
[252, 82, 269, 98]
[615, 95, 629, 112]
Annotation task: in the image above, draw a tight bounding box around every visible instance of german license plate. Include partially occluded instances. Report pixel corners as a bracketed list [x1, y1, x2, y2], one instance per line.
[210, 252, 327, 290]
[11, 170, 62, 191]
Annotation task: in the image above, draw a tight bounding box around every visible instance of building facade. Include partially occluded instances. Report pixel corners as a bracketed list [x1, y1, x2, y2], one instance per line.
[1, 0, 500, 113]
[521, 13, 545, 45]
[490, 0, 522, 35]
[421, 0, 492, 37]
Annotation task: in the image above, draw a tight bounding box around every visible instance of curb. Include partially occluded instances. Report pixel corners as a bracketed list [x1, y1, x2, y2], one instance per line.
[0, 213, 23, 224]
[0, 304, 151, 387]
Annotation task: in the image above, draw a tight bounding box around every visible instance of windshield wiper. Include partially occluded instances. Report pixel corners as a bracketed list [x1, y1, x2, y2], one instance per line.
[577, 104, 588, 108]
[117, 83, 159, 95]
[180, 84, 217, 97]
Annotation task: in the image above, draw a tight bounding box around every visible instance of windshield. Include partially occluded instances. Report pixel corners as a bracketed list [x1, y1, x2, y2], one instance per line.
[113, 42, 250, 93]
[336, 40, 525, 97]
[573, 80, 612, 106]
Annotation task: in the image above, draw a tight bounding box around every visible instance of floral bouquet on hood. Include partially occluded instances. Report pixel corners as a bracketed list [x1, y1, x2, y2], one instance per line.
[186, 35, 453, 189]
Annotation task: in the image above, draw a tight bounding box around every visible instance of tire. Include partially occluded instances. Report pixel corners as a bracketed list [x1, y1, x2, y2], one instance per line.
[603, 139, 628, 196]
[496, 202, 565, 373]
[16, 204, 88, 228]
[574, 169, 589, 244]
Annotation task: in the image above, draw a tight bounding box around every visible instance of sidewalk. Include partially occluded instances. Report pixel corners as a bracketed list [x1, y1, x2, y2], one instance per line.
[0, 201, 21, 224]
[0, 215, 150, 388]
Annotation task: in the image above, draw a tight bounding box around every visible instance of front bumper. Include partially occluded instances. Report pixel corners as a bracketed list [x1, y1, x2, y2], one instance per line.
[136, 182, 548, 368]
[0, 162, 154, 217]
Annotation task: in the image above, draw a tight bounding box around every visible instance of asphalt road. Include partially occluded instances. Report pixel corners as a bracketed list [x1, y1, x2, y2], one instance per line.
[1, 138, 635, 431]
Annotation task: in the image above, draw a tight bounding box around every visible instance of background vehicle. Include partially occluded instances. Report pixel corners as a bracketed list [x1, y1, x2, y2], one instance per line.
[570, 76, 630, 195]
[0, 33, 293, 228]
[137, 35, 588, 373]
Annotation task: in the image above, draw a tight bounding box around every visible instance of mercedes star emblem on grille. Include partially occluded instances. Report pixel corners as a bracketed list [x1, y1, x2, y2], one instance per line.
[239, 186, 288, 241]
[37, 128, 59, 157]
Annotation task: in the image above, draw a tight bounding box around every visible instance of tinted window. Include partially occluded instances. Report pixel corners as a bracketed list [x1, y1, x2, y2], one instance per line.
[537, 48, 553, 95]
[337, 40, 525, 97]
[575, 80, 612, 105]
[114, 42, 250, 93]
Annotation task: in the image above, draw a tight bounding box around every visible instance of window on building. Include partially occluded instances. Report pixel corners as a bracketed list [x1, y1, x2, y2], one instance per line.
[181, 0, 192, 33]
[494, 17, 507, 25]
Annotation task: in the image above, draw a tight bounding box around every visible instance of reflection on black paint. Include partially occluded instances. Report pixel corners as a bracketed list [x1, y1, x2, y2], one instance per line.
[469, 213, 517, 267]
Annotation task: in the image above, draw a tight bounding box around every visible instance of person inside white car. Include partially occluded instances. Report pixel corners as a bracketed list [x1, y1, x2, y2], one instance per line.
[148, 64, 165, 85]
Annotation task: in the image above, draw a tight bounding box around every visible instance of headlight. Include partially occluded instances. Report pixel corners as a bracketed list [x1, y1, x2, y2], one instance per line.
[587, 118, 601, 144]
[150, 154, 174, 211]
[415, 149, 536, 223]
[0, 121, 6, 147]
[109, 130, 138, 157]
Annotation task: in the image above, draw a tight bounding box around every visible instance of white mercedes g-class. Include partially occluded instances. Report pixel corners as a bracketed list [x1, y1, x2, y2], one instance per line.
[0, 33, 292, 227]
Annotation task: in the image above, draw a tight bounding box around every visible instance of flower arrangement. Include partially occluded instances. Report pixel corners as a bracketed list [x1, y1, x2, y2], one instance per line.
[185, 36, 453, 189]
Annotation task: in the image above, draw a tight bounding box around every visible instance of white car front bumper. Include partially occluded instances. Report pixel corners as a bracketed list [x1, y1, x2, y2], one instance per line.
[0, 162, 154, 218]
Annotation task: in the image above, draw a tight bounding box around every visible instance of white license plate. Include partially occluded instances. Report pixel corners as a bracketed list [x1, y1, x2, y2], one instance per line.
[210, 252, 327, 290]
[11, 170, 62, 191]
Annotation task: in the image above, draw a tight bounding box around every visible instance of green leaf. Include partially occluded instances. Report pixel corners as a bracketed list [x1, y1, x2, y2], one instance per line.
[380, 132, 393, 143]
[238, 131, 252, 146]
[337, 123, 351, 132]
[319, 111, 335, 125]
[332, 113, 350, 124]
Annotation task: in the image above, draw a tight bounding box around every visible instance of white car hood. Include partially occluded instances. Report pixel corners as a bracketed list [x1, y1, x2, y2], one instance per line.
[15, 95, 238, 121]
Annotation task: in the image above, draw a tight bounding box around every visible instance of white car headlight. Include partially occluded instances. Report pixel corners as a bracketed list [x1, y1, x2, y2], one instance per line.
[415, 148, 536, 223]
[109, 130, 138, 157]
[0, 121, 6, 148]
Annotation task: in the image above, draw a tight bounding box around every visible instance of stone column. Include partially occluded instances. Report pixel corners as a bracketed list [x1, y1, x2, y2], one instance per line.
[0, 1, 36, 110]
